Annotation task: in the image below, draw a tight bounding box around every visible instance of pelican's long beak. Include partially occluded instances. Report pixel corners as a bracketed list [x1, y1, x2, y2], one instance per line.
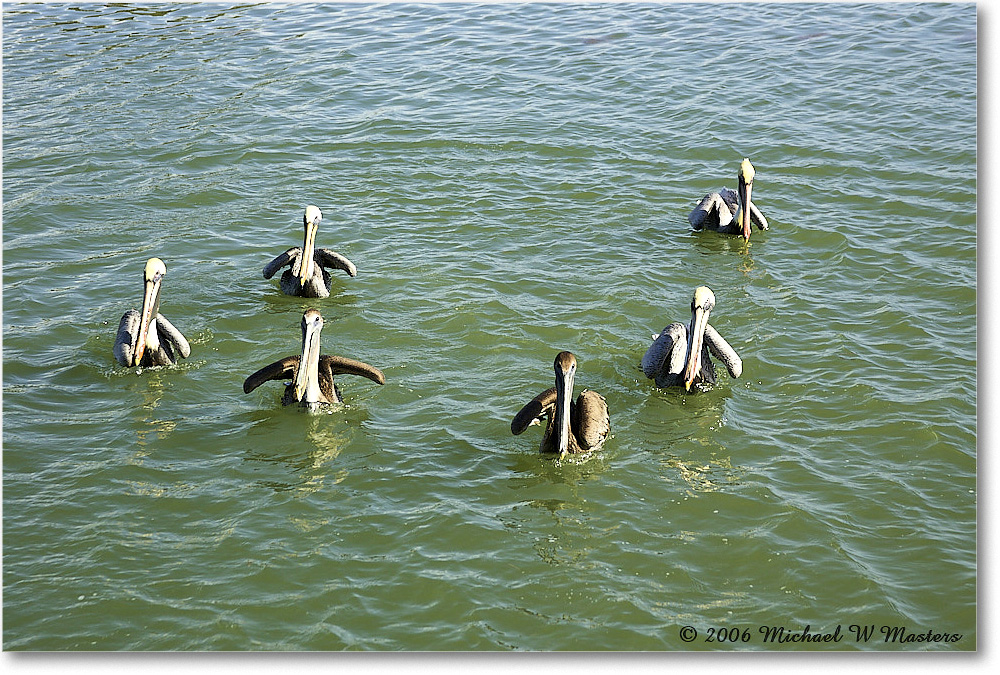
[683, 289, 714, 391]
[299, 206, 321, 288]
[740, 180, 753, 242]
[133, 258, 165, 367]
[737, 158, 755, 243]
[293, 310, 324, 402]
[554, 352, 576, 459]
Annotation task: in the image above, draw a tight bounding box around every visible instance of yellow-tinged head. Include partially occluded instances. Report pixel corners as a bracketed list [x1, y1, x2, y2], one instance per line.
[144, 257, 166, 282]
[304, 205, 323, 226]
[692, 285, 716, 312]
[739, 158, 755, 185]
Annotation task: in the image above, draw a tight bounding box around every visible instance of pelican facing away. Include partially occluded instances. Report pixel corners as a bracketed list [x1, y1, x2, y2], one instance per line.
[511, 351, 610, 459]
[641, 286, 742, 391]
[243, 309, 385, 408]
[113, 257, 191, 367]
[263, 205, 357, 298]
[689, 158, 768, 242]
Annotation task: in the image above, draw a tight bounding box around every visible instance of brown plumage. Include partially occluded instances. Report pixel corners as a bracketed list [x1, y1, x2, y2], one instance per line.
[511, 351, 610, 458]
[243, 309, 384, 408]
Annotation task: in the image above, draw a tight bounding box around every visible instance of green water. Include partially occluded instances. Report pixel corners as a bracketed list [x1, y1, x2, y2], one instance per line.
[2, 2, 976, 651]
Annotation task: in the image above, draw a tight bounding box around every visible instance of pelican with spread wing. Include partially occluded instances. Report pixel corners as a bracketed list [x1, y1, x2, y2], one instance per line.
[263, 205, 357, 298]
[243, 309, 384, 408]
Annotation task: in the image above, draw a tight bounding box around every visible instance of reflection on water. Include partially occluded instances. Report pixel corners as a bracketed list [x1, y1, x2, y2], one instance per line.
[662, 453, 746, 498]
[531, 531, 592, 567]
[506, 442, 612, 491]
[241, 407, 364, 497]
[737, 253, 756, 276]
[634, 387, 731, 439]
[118, 370, 187, 498]
[508, 495, 614, 568]
[689, 229, 754, 256]
[128, 369, 174, 464]
[504, 447, 618, 568]
[257, 281, 360, 315]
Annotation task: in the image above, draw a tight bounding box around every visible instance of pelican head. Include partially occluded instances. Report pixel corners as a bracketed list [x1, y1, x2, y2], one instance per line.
[299, 205, 323, 287]
[133, 257, 166, 367]
[553, 350, 578, 458]
[737, 158, 755, 242]
[682, 286, 716, 391]
[293, 308, 325, 403]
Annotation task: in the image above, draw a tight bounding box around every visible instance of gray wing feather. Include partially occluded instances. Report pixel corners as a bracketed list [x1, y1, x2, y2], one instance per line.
[114, 310, 140, 366]
[316, 249, 357, 277]
[689, 191, 736, 229]
[511, 387, 557, 435]
[641, 322, 686, 379]
[263, 248, 300, 279]
[243, 356, 299, 394]
[155, 315, 190, 360]
[704, 324, 742, 379]
[719, 187, 740, 214]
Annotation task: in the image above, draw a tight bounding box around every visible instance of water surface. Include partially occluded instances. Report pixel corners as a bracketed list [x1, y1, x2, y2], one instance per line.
[2, 2, 976, 650]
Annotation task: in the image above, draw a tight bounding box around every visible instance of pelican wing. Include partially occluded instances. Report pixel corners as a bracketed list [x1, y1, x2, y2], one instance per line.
[511, 387, 557, 435]
[574, 390, 609, 451]
[156, 314, 191, 360]
[319, 355, 386, 385]
[113, 309, 140, 366]
[704, 324, 742, 379]
[263, 247, 300, 279]
[689, 191, 735, 230]
[718, 187, 740, 214]
[641, 322, 686, 379]
[748, 201, 768, 230]
[315, 248, 358, 278]
[243, 356, 300, 394]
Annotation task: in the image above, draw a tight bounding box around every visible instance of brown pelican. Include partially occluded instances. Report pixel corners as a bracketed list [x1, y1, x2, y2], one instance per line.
[511, 351, 610, 459]
[113, 257, 191, 367]
[641, 286, 742, 391]
[262, 205, 357, 298]
[243, 309, 385, 408]
[689, 158, 768, 242]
